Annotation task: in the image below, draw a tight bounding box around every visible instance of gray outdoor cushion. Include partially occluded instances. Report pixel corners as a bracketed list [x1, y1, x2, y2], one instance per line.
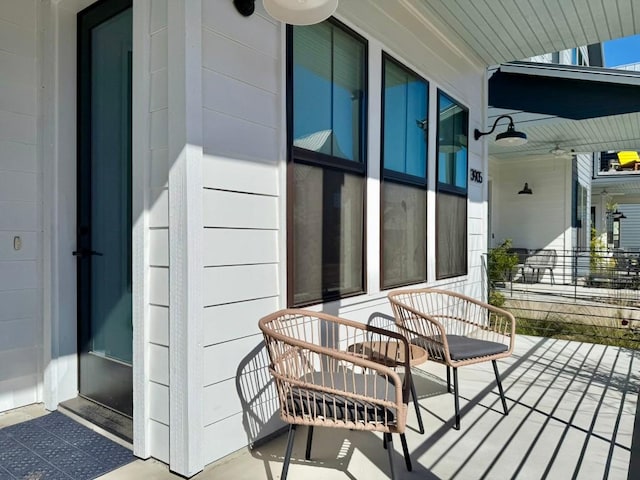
[413, 335, 507, 361]
[286, 389, 395, 423]
[440, 335, 508, 361]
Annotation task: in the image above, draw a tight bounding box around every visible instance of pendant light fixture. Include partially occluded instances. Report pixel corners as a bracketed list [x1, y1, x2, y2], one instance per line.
[264, 0, 338, 25]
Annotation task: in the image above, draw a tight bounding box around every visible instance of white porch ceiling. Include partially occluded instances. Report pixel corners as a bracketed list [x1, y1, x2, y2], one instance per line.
[418, 0, 640, 65]
[487, 109, 640, 159]
[486, 63, 640, 160]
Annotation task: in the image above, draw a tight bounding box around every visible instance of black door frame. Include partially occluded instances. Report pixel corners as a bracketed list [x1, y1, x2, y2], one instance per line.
[76, 0, 134, 417]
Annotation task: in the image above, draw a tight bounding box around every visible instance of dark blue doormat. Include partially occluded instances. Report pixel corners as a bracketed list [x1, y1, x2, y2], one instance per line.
[0, 411, 135, 480]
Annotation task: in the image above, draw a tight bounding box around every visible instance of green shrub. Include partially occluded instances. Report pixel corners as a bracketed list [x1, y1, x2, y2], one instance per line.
[488, 239, 519, 285]
[489, 290, 506, 308]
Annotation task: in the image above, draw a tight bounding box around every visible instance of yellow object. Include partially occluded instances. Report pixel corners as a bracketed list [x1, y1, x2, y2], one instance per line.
[617, 151, 639, 166]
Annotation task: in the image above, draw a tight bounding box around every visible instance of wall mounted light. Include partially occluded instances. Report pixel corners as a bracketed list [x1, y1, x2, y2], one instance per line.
[233, 0, 255, 16]
[474, 114, 527, 146]
[612, 209, 627, 219]
[518, 183, 533, 195]
[234, 0, 339, 25]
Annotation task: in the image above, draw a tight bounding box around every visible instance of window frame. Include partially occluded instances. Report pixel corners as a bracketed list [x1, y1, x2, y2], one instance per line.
[379, 52, 429, 289]
[435, 89, 469, 280]
[286, 18, 369, 307]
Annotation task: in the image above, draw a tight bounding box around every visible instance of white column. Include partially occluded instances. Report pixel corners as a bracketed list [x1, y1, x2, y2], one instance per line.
[168, 0, 204, 476]
[132, 0, 152, 460]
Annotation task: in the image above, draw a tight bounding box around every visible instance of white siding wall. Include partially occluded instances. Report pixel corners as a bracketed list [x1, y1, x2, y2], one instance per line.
[200, 2, 282, 464]
[491, 155, 572, 281]
[619, 204, 640, 250]
[198, 1, 487, 466]
[147, 0, 170, 464]
[0, 0, 40, 412]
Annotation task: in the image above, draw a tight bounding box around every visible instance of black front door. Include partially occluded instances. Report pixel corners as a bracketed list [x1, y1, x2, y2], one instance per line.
[76, 0, 133, 417]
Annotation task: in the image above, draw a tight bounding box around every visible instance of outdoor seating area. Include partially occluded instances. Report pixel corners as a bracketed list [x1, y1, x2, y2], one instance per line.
[507, 248, 557, 284]
[257, 289, 520, 478]
[206, 334, 638, 480]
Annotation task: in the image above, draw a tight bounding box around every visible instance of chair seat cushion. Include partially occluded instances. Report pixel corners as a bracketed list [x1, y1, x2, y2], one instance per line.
[286, 389, 396, 424]
[440, 335, 508, 361]
[285, 371, 398, 424]
[413, 335, 507, 361]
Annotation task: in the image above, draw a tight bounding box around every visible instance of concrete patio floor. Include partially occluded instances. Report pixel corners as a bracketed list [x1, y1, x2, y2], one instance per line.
[1, 335, 638, 480]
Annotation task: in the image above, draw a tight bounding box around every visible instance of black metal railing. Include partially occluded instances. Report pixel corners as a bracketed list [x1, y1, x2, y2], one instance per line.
[484, 248, 640, 350]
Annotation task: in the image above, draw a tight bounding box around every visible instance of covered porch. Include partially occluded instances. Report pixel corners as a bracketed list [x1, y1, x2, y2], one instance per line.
[123, 334, 638, 478]
[4, 333, 634, 479]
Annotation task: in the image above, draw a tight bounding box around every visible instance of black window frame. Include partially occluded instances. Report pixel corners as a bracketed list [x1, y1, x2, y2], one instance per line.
[286, 18, 369, 307]
[380, 52, 429, 289]
[435, 89, 469, 280]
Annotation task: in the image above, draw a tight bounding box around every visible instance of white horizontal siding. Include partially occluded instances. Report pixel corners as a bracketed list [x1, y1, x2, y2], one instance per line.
[203, 264, 279, 307]
[0, 373, 38, 412]
[0, 289, 37, 322]
[0, 346, 39, 383]
[201, 29, 278, 93]
[202, 155, 278, 196]
[202, 69, 278, 129]
[149, 343, 169, 386]
[149, 0, 167, 35]
[0, 140, 36, 173]
[149, 381, 169, 425]
[203, 296, 279, 347]
[0, 0, 35, 29]
[149, 229, 168, 266]
[202, 410, 282, 466]
[0, 110, 36, 144]
[0, 170, 37, 202]
[149, 190, 168, 227]
[149, 305, 169, 347]
[619, 205, 640, 250]
[0, 201, 37, 230]
[492, 157, 569, 250]
[150, 148, 169, 189]
[149, 420, 170, 464]
[0, 231, 36, 261]
[196, 0, 492, 471]
[149, 266, 169, 306]
[202, 229, 277, 266]
[202, 109, 279, 163]
[0, 317, 39, 352]
[147, 1, 169, 463]
[202, 190, 278, 229]
[149, 27, 167, 73]
[0, 261, 37, 291]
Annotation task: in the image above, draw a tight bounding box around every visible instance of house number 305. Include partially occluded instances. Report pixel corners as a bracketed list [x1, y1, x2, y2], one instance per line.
[470, 169, 483, 183]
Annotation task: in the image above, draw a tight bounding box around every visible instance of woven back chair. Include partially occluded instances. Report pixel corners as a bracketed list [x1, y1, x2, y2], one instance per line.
[259, 309, 413, 480]
[388, 288, 516, 430]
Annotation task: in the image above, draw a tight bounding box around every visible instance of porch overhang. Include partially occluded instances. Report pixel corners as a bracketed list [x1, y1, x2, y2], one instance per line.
[489, 62, 640, 120]
[487, 63, 640, 159]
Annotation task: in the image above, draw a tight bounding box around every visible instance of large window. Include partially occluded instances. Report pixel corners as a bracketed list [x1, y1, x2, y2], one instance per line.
[381, 54, 428, 288]
[288, 20, 367, 307]
[436, 91, 468, 279]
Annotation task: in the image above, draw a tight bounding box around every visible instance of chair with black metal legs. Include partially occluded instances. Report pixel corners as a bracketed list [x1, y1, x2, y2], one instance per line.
[259, 309, 414, 480]
[388, 288, 516, 430]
